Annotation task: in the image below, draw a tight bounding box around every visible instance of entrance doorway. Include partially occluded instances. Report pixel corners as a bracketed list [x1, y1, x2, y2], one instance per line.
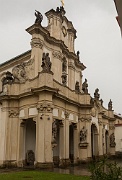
[91, 124, 98, 157]
[69, 124, 74, 163]
[25, 119, 36, 166]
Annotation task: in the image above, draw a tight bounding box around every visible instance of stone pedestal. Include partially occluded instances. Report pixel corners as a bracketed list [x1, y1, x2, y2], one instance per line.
[79, 142, 88, 162]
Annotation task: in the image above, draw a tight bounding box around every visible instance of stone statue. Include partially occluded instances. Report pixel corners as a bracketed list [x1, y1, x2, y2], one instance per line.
[41, 53, 52, 72]
[94, 88, 100, 100]
[61, 74, 67, 86]
[80, 126, 87, 142]
[56, 7, 60, 13]
[2, 71, 14, 85]
[62, 58, 67, 72]
[110, 133, 116, 147]
[82, 78, 88, 94]
[77, 51, 80, 61]
[100, 99, 103, 106]
[52, 121, 58, 148]
[52, 121, 58, 140]
[108, 99, 112, 111]
[26, 150, 35, 165]
[35, 10, 43, 24]
[75, 81, 80, 93]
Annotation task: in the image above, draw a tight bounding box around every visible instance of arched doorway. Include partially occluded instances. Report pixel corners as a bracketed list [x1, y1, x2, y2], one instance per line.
[25, 119, 36, 166]
[69, 124, 74, 163]
[91, 124, 99, 158]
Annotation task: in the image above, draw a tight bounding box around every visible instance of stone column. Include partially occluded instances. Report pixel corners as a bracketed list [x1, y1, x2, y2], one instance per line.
[59, 120, 65, 165]
[98, 115, 103, 156]
[7, 109, 19, 167]
[17, 120, 26, 167]
[86, 119, 92, 160]
[59, 111, 70, 167]
[0, 101, 8, 167]
[36, 101, 53, 168]
[31, 37, 43, 77]
[26, 24, 44, 77]
[73, 123, 78, 164]
[102, 125, 106, 155]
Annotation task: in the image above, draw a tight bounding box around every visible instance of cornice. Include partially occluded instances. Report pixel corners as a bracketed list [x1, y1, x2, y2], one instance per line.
[114, 114, 122, 120]
[54, 93, 92, 109]
[0, 50, 31, 71]
[0, 84, 92, 109]
[102, 114, 115, 121]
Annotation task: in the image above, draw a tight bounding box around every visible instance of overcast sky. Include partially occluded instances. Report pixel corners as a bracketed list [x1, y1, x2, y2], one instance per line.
[0, 0, 122, 114]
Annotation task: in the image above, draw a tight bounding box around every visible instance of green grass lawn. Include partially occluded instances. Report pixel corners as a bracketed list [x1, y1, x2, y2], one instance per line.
[0, 171, 90, 180]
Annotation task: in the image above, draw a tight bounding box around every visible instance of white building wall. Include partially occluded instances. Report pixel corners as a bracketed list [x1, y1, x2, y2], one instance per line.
[115, 126, 122, 152]
[0, 105, 6, 164]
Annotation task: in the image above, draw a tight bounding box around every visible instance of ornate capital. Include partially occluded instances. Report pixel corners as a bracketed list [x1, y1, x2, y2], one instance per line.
[79, 117, 91, 122]
[109, 125, 115, 130]
[37, 102, 53, 113]
[31, 38, 43, 49]
[9, 109, 19, 118]
[64, 111, 69, 119]
[52, 51, 62, 60]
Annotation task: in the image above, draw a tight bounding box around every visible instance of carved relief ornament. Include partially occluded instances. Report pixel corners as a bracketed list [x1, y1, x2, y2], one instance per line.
[79, 117, 91, 122]
[109, 124, 115, 130]
[9, 109, 19, 118]
[52, 51, 62, 60]
[37, 102, 54, 113]
[12, 58, 34, 83]
[31, 38, 43, 49]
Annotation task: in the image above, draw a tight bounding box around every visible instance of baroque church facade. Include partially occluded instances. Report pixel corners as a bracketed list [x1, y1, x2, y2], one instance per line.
[0, 7, 116, 168]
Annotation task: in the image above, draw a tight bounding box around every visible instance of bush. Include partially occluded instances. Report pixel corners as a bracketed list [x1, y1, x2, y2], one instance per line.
[89, 157, 122, 180]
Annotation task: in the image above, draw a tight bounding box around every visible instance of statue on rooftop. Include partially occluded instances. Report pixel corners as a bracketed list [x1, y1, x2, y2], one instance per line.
[108, 99, 113, 111]
[2, 71, 14, 85]
[94, 88, 100, 100]
[77, 51, 80, 61]
[35, 10, 43, 24]
[82, 78, 88, 94]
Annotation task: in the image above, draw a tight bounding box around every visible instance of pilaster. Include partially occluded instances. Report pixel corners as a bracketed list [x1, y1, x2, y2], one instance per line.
[35, 101, 53, 168]
[26, 24, 44, 77]
[98, 115, 103, 156]
[0, 101, 8, 166]
[59, 111, 70, 167]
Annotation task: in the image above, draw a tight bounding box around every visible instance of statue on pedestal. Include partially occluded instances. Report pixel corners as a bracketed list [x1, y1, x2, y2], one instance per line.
[35, 10, 43, 24]
[82, 78, 88, 94]
[41, 53, 52, 73]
